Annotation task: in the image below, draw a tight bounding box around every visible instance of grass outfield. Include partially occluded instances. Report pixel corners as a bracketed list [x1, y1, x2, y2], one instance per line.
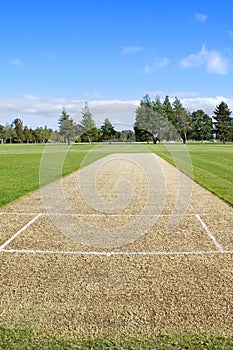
[0, 144, 95, 207]
[0, 142, 232, 208]
[1, 328, 233, 349]
[147, 142, 233, 206]
[0, 143, 148, 207]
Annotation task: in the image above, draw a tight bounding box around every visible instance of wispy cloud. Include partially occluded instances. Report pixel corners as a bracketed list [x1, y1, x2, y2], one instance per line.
[0, 94, 233, 130]
[147, 91, 201, 99]
[180, 44, 229, 75]
[193, 12, 207, 23]
[143, 57, 170, 73]
[181, 96, 233, 115]
[144, 91, 233, 115]
[9, 58, 22, 66]
[122, 46, 144, 55]
[0, 95, 139, 130]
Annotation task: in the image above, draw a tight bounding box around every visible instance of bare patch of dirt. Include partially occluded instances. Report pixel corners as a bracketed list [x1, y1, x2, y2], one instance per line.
[0, 253, 233, 338]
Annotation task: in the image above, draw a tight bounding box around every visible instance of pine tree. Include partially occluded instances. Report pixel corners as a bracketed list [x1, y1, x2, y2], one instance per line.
[80, 102, 97, 143]
[12, 118, 25, 142]
[172, 98, 192, 144]
[58, 108, 70, 133]
[191, 110, 212, 142]
[100, 118, 116, 141]
[212, 101, 233, 143]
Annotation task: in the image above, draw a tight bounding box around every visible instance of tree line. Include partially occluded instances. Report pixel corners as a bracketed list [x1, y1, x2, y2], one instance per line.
[0, 98, 232, 144]
[134, 95, 233, 144]
[57, 102, 134, 145]
[0, 102, 134, 144]
[0, 118, 53, 144]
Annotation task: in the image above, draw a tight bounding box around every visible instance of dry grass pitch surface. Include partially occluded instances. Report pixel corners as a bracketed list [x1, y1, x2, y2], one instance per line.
[0, 153, 233, 339]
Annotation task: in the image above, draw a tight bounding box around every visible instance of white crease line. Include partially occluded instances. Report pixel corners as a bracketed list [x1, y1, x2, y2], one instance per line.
[2, 248, 232, 256]
[45, 213, 187, 217]
[195, 214, 223, 252]
[0, 212, 233, 217]
[0, 213, 42, 250]
[0, 211, 233, 217]
[0, 212, 42, 215]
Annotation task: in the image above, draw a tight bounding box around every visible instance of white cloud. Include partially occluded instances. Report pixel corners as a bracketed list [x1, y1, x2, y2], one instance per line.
[143, 57, 170, 73]
[193, 12, 207, 23]
[143, 91, 233, 115]
[0, 95, 139, 130]
[0, 94, 232, 130]
[122, 46, 144, 55]
[182, 96, 233, 115]
[180, 45, 229, 75]
[9, 58, 22, 66]
[147, 91, 201, 99]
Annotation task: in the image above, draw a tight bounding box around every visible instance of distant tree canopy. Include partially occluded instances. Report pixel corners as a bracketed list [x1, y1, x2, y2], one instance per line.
[100, 118, 116, 141]
[134, 95, 192, 143]
[0, 118, 52, 143]
[12, 118, 25, 142]
[58, 108, 70, 133]
[190, 109, 213, 142]
[212, 101, 233, 143]
[58, 108, 79, 145]
[79, 102, 98, 143]
[134, 96, 233, 143]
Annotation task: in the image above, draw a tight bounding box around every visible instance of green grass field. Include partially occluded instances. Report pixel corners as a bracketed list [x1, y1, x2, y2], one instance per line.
[1, 328, 233, 350]
[0, 142, 150, 207]
[147, 142, 233, 206]
[0, 144, 95, 207]
[0, 142, 232, 208]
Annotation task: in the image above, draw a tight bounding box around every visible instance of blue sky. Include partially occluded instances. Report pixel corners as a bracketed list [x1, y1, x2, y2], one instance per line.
[0, 0, 233, 130]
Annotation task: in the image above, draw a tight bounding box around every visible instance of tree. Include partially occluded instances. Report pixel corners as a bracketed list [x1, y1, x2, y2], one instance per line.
[162, 96, 175, 123]
[58, 108, 70, 133]
[61, 118, 79, 145]
[134, 96, 156, 142]
[152, 95, 164, 116]
[34, 126, 52, 143]
[80, 102, 97, 143]
[100, 118, 116, 141]
[0, 125, 5, 143]
[24, 126, 35, 143]
[172, 98, 192, 143]
[162, 96, 178, 141]
[151, 96, 169, 142]
[50, 130, 64, 143]
[58, 108, 79, 144]
[12, 118, 25, 142]
[120, 130, 135, 142]
[134, 95, 175, 142]
[4, 123, 16, 143]
[190, 110, 212, 142]
[212, 101, 233, 143]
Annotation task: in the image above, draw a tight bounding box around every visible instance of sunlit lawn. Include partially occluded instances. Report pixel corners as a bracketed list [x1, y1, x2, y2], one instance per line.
[0, 143, 95, 207]
[147, 142, 233, 205]
[0, 142, 232, 207]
